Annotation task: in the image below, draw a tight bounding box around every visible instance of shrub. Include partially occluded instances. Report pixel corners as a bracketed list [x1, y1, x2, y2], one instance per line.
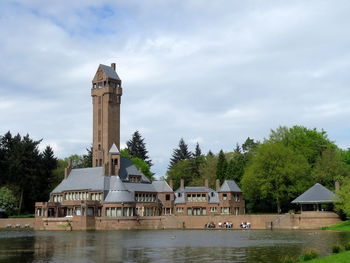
[344, 242, 350, 251]
[300, 249, 319, 261]
[332, 244, 343, 254]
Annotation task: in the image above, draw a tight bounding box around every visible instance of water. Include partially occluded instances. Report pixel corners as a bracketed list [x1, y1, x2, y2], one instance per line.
[0, 229, 349, 263]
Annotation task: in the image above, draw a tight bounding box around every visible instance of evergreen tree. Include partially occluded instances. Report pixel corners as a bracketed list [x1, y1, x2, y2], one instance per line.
[216, 150, 227, 184]
[207, 150, 214, 157]
[82, 146, 93, 167]
[126, 131, 152, 167]
[194, 143, 202, 158]
[38, 146, 58, 200]
[168, 138, 192, 169]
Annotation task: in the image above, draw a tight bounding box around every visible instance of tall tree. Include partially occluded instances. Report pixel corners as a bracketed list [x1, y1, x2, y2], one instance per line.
[126, 131, 152, 167]
[241, 142, 310, 213]
[194, 143, 202, 158]
[191, 142, 204, 179]
[216, 150, 227, 184]
[168, 138, 192, 169]
[82, 146, 93, 168]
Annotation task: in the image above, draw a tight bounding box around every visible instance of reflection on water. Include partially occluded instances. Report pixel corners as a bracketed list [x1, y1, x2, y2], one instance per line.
[0, 229, 349, 263]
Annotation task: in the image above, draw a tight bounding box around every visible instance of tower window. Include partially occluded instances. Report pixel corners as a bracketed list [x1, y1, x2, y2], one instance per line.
[95, 159, 98, 166]
[99, 159, 102, 166]
[114, 159, 118, 165]
[98, 130, 101, 142]
[98, 109, 102, 124]
[98, 144, 101, 150]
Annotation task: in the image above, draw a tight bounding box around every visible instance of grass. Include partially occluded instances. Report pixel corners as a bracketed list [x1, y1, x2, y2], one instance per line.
[305, 251, 350, 262]
[8, 214, 35, 218]
[322, 220, 350, 231]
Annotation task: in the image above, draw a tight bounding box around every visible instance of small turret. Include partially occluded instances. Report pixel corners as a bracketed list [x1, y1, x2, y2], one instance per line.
[108, 143, 120, 176]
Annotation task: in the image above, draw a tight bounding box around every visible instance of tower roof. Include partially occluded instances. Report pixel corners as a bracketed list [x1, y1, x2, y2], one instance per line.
[109, 143, 120, 154]
[99, 64, 120, 80]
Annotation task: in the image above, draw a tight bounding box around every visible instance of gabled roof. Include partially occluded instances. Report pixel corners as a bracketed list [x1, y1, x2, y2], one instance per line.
[51, 167, 105, 193]
[104, 191, 134, 203]
[109, 143, 119, 154]
[152, 180, 173, 192]
[99, 64, 120, 80]
[124, 182, 156, 192]
[119, 157, 150, 183]
[219, 180, 242, 192]
[291, 183, 336, 204]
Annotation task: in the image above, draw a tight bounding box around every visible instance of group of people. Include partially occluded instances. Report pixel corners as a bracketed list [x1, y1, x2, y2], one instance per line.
[240, 222, 251, 229]
[218, 221, 233, 228]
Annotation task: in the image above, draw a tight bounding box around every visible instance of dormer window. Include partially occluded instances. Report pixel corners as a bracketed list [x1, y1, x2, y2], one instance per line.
[130, 175, 141, 183]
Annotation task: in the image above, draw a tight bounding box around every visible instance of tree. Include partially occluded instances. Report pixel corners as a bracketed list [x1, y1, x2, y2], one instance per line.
[335, 177, 350, 217]
[168, 138, 192, 169]
[82, 146, 92, 168]
[194, 143, 202, 158]
[167, 160, 194, 190]
[269, 126, 335, 166]
[127, 131, 152, 167]
[207, 150, 214, 157]
[216, 150, 227, 184]
[311, 148, 350, 189]
[241, 142, 311, 213]
[0, 187, 18, 215]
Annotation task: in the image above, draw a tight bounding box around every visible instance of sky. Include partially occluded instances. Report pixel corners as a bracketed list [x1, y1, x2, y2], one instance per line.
[1, 0, 350, 177]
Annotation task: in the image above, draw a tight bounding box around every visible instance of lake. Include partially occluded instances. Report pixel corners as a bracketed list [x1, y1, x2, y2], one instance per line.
[0, 229, 349, 263]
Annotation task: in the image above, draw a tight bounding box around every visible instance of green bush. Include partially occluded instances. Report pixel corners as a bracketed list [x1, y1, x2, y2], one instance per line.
[344, 242, 350, 251]
[332, 244, 343, 254]
[300, 249, 319, 261]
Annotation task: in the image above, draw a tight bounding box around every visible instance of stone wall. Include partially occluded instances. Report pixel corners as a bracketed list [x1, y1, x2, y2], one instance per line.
[27, 212, 341, 231]
[0, 218, 36, 229]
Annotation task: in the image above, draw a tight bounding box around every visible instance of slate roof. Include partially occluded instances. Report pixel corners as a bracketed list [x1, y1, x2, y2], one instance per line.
[109, 143, 119, 154]
[152, 181, 173, 192]
[100, 64, 120, 80]
[124, 182, 156, 192]
[291, 183, 336, 204]
[219, 180, 242, 192]
[119, 157, 150, 183]
[104, 176, 134, 203]
[51, 167, 105, 193]
[175, 187, 214, 193]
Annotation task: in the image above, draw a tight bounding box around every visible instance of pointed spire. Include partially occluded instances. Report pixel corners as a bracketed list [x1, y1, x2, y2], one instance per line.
[109, 143, 120, 154]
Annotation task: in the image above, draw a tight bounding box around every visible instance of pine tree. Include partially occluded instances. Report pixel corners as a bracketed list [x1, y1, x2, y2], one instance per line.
[207, 150, 214, 157]
[82, 146, 92, 167]
[168, 138, 192, 169]
[126, 131, 152, 167]
[39, 146, 58, 200]
[194, 143, 202, 158]
[216, 150, 227, 184]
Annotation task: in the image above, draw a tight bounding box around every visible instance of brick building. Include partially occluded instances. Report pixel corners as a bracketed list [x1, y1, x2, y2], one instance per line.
[35, 63, 245, 222]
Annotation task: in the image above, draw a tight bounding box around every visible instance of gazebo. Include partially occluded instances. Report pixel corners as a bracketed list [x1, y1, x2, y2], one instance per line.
[291, 183, 336, 212]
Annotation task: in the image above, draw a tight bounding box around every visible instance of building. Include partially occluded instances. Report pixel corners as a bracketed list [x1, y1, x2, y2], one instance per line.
[291, 183, 336, 212]
[35, 63, 245, 227]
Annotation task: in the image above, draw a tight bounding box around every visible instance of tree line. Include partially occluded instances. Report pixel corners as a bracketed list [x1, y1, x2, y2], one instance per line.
[166, 126, 350, 214]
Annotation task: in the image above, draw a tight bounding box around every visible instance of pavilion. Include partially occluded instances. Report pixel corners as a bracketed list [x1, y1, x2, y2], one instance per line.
[291, 183, 336, 212]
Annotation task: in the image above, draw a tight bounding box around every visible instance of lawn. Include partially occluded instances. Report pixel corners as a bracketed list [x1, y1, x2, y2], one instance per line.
[305, 251, 350, 262]
[322, 220, 350, 231]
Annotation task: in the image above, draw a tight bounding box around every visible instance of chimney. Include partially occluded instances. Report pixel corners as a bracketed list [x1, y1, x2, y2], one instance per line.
[169, 180, 173, 190]
[180, 179, 185, 190]
[204, 179, 209, 189]
[335, 181, 340, 191]
[216, 179, 220, 191]
[111, 63, 116, 71]
[64, 159, 73, 179]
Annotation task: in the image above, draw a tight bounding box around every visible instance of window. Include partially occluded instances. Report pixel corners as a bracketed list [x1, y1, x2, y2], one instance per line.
[37, 208, 42, 216]
[98, 109, 102, 124]
[166, 194, 170, 201]
[176, 207, 183, 213]
[187, 208, 192, 216]
[221, 207, 229, 214]
[210, 207, 217, 212]
[222, 194, 227, 200]
[235, 194, 240, 202]
[234, 207, 239, 215]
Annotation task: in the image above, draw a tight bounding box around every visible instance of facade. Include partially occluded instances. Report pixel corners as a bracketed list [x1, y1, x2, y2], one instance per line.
[35, 63, 245, 227]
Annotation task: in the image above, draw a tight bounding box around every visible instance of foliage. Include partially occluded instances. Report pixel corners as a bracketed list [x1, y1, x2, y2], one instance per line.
[335, 177, 350, 217]
[120, 149, 154, 180]
[216, 150, 227, 184]
[280, 255, 297, 263]
[300, 249, 319, 261]
[0, 186, 18, 215]
[167, 160, 194, 190]
[126, 131, 152, 167]
[332, 245, 343, 254]
[241, 142, 310, 213]
[303, 251, 350, 263]
[344, 242, 350, 251]
[269, 126, 336, 166]
[169, 138, 192, 169]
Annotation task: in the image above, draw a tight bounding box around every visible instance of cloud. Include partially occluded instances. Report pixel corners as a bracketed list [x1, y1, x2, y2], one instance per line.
[1, 1, 350, 176]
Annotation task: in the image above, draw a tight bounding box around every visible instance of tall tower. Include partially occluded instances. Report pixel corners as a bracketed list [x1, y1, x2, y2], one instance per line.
[91, 63, 122, 167]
